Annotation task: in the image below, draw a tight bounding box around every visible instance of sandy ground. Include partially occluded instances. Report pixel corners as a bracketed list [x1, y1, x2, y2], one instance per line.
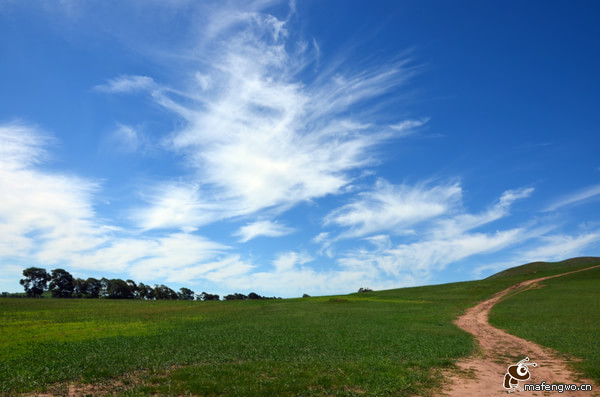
[440, 265, 600, 397]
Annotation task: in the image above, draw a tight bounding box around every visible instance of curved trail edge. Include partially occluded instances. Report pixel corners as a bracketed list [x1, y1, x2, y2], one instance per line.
[440, 265, 600, 396]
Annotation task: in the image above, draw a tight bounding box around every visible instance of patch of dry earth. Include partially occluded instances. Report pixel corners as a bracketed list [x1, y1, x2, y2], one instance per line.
[440, 265, 600, 397]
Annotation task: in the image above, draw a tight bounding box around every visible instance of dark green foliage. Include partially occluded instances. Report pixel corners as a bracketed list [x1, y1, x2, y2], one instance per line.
[19, 267, 50, 297]
[137, 283, 155, 300]
[49, 268, 75, 298]
[105, 279, 135, 299]
[248, 292, 261, 300]
[126, 280, 138, 298]
[178, 287, 195, 301]
[153, 284, 178, 300]
[224, 292, 248, 300]
[85, 277, 102, 298]
[72, 278, 87, 298]
[16, 266, 268, 302]
[199, 291, 220, 301]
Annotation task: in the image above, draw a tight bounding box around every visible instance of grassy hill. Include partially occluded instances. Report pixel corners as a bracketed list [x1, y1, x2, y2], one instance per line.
[490, 260, 600, 384]
[1, 257, 598, 396]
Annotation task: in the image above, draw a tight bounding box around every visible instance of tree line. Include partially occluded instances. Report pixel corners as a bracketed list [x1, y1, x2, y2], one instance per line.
[16, 267, 280, 301]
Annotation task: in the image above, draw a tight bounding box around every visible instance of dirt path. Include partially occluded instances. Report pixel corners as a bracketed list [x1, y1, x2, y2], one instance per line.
[440, 265, 600, 396]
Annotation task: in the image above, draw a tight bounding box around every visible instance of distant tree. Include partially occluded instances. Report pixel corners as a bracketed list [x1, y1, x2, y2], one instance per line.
[73, 278, 87, 298]
[106, 279, 134, 299]
[224, 293, 247, 301]
[99, 277, 110, 298]
[358, 287, 373, 293]
[49, 268, 75, 298]
[86, 278, 102, 298]
[199, 291, 220, 301]
[126, 280, 138, 299]
[20, 267, 50, 298]
[154, 284, 178, 300]
[248, 292, 262, 300]
[178, 287, 195, 301]
[137, 283, 155, 300]
[302, 293, 311, 298]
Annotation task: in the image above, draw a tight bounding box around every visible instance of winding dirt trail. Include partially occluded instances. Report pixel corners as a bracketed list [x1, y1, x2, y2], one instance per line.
[440, 265, 600, 396]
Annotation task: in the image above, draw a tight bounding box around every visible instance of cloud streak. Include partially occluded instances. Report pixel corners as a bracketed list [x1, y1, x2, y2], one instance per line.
[99, 5, 423, 231]
[324, 179, 462, 238]
[235, 220, 294, 242]
[0, 122, 251, 289]
[545, 184, 600, 212]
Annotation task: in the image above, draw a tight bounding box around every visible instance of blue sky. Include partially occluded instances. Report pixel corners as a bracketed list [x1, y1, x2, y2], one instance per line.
[1, 0, 599, 297]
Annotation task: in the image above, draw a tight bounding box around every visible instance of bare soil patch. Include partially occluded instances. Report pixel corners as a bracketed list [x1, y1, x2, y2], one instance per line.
[440, 265, 600, 396]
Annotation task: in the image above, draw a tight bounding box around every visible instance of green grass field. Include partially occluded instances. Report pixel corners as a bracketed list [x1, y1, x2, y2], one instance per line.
[490, 264, 600, 384]
[1, 257, 598, 396]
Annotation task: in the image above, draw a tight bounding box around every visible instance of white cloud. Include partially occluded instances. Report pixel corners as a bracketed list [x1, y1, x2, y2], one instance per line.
[109, 124, 142, 152]
[234, 220, 294, 242]
[472, 231, 600, 278]
[324, 179, 462, 238]
[520, 232, 600, 263]
[272, 251, 312, 272]
[94, 75, 156, 93]
[337, 228, 527, 281]
[0, 122, 51, 168]
[0, 123, 105, 263]
[133, 183, 223, 230]
[322, 186, 539, 286]
[104, 6, 421, 231]
[0, 123, 251, 291]
[212, 250, 402, 297]
[389, 118, 429, 137]
[431, 187, 534, 239]
[544, 184, 600, 212]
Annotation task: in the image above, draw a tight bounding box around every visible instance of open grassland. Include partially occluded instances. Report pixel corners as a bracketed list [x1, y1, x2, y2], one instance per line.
[490, 264, 600, 384]
[1, 257, 598, 396]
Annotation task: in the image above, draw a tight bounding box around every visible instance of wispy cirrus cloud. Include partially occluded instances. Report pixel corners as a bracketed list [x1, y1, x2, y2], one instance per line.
[106, 123, 146, 153]
[94, 75, 156, 93]
[0, 122, 251, 288]
[544, 184, 600, 212]
[473, 231, 600, 278]
[324, 179, 462, 239]
[389, 118, 430, 137]
[431, 187, 534, 239]
[95, 5, 422, 231]
[319, 184, 538, 284]
[213, 250, 401, 297]
[337, 228, 529, 281]
[234, 220, 294, 242]
[0, 123, 104, 261]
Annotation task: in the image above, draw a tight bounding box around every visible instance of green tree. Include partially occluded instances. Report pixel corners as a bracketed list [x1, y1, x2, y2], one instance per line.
[73, 278, 87, 298]
[86, 277, 102, 298]
[49, 268, 75, 298]
[126, 279, 138, 298]
[137, 283, 155, 300]
[224, 293, 247, 301]
[106, 279, 134, 299]
[19, 267, 50, 298]
[178, 287, 195, 300]
[199, 291, 220, 301]
[154, 284, 178, 300]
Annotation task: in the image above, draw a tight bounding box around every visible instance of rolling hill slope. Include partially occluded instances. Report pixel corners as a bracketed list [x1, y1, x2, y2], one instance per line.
[1, 257, 598, 396]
